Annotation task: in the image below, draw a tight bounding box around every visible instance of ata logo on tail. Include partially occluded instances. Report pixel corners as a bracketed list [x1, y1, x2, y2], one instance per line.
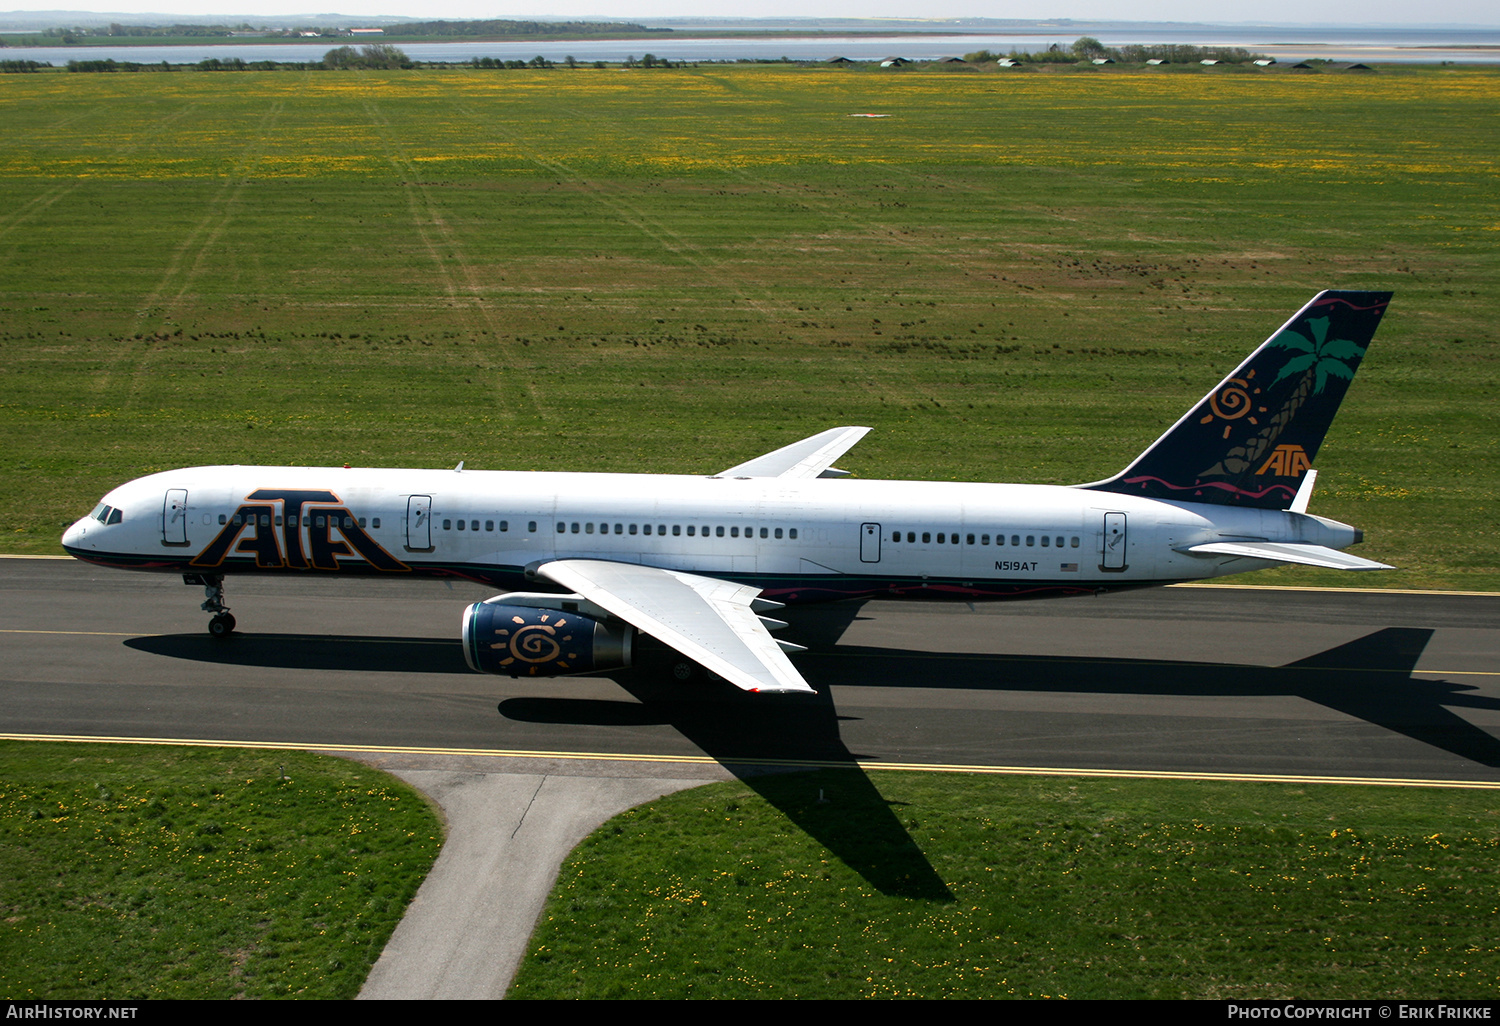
[1256, 444, 1311, 477]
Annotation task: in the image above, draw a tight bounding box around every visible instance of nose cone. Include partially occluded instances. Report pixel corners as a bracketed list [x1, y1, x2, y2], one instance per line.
[61, 517, 90, 552]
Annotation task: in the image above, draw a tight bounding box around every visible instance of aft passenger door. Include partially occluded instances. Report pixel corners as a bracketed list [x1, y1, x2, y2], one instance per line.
[1101, 512, 1127, 571]
[406, 495, 433, 551]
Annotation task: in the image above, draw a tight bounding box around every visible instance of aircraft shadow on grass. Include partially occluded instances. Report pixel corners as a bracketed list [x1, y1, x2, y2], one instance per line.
[128, 614, 1492, 899]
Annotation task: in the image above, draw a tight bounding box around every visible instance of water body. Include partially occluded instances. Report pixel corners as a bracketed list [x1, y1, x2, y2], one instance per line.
[4, 27, 1498, 66]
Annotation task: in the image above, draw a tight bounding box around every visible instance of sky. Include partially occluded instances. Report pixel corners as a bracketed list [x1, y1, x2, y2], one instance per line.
[15, 1, 1497, 27]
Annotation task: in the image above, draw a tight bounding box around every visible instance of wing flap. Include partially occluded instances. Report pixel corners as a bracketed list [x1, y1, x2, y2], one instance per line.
[1181, 541, 1393, 571]
[717, 426, 870, 480]
[534, 559, 815, 694]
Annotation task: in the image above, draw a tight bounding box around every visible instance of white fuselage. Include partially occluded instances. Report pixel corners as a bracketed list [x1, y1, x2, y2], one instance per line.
[61, 464, 1362, 602]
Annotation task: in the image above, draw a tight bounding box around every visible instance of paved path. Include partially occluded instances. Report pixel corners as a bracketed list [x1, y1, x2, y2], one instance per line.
[354, 754, 726, 1000]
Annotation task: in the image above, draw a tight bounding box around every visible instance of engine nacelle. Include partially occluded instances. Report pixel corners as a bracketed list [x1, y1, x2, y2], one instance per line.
[461, 601, 632, 677]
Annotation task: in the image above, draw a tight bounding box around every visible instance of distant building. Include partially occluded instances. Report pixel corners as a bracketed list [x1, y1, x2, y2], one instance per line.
[1091, 57, 1114, 64]
[1147, 58, 1169, 65]
[880, 57, 911, 67]
[1199, 59, 1221, 65]
[1254, 58, 1276, 66]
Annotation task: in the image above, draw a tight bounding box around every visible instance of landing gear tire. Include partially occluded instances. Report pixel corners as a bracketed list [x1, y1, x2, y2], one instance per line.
[208, 613, 236, 638]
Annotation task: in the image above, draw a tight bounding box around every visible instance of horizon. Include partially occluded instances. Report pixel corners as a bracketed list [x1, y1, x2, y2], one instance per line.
[2, 7, 1497, 31]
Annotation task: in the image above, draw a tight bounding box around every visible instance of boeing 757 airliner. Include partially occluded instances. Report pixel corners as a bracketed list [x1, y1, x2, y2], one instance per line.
[63, 290, 1393, 695]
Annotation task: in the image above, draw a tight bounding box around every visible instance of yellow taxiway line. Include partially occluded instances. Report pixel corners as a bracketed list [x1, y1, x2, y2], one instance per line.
[3, 731, 1499, 791]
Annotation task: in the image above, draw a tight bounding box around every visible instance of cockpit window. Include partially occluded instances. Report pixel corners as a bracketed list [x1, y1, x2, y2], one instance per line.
[91, 503, 122, 525]
[106, 507, 122, 525]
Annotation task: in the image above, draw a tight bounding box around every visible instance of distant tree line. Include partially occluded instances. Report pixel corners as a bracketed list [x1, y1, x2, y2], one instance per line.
[964, 37, 1264, 65]
[322, 44, 412, 69]
[62, 48, 411, 73]
[1, 59, 49, 72]
[396, 19, 667, 37]
[43, 23, 248, 38]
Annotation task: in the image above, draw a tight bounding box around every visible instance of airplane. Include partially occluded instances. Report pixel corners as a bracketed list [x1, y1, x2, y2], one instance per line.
[62, 290, 1393, 696]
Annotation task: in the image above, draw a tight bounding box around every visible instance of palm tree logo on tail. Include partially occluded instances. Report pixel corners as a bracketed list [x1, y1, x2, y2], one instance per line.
[1200, 315, 1368, 479]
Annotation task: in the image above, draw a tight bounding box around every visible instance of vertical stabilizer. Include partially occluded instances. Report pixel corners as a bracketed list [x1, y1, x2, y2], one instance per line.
[1081, 290, 1391, 509]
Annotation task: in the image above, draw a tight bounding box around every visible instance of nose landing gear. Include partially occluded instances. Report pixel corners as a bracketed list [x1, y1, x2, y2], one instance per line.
[184, 573, 235, 637]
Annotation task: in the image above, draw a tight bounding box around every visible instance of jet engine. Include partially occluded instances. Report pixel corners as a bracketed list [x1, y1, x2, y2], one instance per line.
[461, 595, 632, 677]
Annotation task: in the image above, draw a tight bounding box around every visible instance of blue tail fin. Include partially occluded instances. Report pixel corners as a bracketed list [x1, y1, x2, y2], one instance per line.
[1082, 290, 1391, 509]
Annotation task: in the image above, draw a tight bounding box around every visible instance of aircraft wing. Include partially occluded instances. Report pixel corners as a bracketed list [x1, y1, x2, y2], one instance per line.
[533, 559, 815, 694]
[716, 426, 870, 480]
[1181, 541, 1394, 571]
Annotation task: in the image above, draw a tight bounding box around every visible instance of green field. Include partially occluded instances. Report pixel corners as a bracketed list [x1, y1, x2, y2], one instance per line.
[0, 64, 1496, 587]
[512, 768, 1500, 999]
[0, 741, 442, 999]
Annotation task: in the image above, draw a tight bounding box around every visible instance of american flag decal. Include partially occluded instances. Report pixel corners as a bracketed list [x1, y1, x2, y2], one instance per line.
[1061, 563, 1078, 572]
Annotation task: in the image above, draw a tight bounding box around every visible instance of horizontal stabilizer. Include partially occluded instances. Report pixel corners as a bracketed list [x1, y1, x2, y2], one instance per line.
[1180, 541, 1393, 571]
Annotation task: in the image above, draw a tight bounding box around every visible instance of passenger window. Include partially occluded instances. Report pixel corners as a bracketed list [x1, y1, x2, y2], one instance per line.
[1056, 536, 1064, 548]
[1026, 535, 1034, 546]
[922, 532, 931, 544]
[789, 528, 798, 540]
[760, 527, 768, 539]
[687, 525, 696, 536]
[1041, 535, 1048, 546]
[322, 517, 331, 529]
[556, 523, 566, 533]
[1012, 535, 1020, 546]
[486, 520, 494, 532]
[937, 533, 945, 544]
[615, 524, 624, 535]
[373, 518, 381, 529]
[218, 514, 227, 525]
[892, 531, 900, 542]
[458, 520, 466, 531]
[775, 528, 783, 539]
[629, 524, 638, 535]
[981, 534, 990, 545]
[571, 523, 580, 533]
[731, 526, 739, 538]
[673, 525, 681, 536]
[1071, 537, 1079, 548]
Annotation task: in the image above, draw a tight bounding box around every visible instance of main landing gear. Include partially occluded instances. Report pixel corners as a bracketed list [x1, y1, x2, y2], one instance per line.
[184, 574, 235, 638]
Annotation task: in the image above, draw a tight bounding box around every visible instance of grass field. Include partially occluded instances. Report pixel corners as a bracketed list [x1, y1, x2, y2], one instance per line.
[511, 768, 1500, 999]
[0, 64, 1495, 586]
[0, 741, 441, 999]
